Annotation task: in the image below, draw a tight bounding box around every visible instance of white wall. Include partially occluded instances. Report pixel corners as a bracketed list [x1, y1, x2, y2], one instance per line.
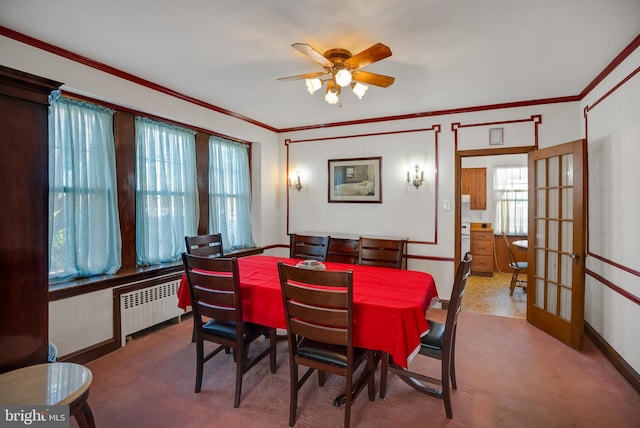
[580, 46, 640, 372]
[281, 102, 581, 299]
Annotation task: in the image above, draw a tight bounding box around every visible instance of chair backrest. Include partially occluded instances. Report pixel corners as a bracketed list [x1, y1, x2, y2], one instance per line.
[182, 253, 242, 326]
[358, 237, 405, 269]
[501, 233, 517, 266]
[278, 262, 353, 348]
[185, 233, 224, 258]
[443, 252, 473, 345]
[289, 234, 330, 261]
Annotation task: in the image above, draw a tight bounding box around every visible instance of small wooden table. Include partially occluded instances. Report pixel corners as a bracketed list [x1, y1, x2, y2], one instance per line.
[0, 362, 95, 427]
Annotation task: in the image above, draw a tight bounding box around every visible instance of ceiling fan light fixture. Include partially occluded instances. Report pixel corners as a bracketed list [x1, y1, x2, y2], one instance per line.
[351, 82, 368, 99]
[335, 68, 352, 87]
[305, 77, 323, 94]
[325, 88, 340, 104]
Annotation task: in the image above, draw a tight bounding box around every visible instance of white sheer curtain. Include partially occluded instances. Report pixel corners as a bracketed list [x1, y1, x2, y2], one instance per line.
[494, 165, 528, 235]
[48, 92, 121, 281]
[135, 117, 198, 265]
[209, 136, 255, 250]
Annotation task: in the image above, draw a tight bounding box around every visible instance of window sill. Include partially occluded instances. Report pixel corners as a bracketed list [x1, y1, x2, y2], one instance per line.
[48, 247, 264, 301]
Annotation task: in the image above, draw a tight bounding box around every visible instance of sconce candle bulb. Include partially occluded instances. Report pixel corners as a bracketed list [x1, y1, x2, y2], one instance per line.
[407, 164, 424, 189]
[289, 171, 302, 191]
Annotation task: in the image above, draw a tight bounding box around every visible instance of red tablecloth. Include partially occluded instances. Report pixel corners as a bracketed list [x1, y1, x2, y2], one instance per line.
[178, 255, 438, 367]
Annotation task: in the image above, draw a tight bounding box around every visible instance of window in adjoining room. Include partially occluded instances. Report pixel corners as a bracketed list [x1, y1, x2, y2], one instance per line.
[493, 165, 528, 235]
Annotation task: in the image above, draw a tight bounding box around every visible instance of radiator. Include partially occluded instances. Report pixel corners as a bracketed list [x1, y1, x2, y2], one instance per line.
[119, 280, 186, 346]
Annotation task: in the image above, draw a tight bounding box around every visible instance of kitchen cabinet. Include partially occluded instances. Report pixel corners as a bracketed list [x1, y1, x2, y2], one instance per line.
[461, 168, 487, 210]
[471, 228, 494, 276]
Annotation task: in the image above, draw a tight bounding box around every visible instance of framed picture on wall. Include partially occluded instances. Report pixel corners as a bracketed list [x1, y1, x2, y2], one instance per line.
[328, 157, 382, 203]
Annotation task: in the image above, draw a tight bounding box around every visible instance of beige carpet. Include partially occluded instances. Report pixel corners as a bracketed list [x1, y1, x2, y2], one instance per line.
[462, 272, 526, 319]
[75, 310, 640, 428]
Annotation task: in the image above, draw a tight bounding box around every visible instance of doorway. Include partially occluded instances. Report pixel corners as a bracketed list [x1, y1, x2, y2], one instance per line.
[456, 147, 533, 318]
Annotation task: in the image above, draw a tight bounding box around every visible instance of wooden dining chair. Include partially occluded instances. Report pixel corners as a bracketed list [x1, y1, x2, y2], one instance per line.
[185, 233, 224, 258]
[277, 262, 376, 428]
[502, 233, 528, 296]
[182, 253, 277, 408]
[379, 252, 472, 419]
[358, 237, 406, 269]
[289, 234, 330, 261]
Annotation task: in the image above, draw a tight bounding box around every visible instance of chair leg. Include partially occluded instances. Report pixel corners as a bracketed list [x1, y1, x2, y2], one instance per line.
[269, 328, 277, 373]
[442, 354, 453, 419]
[509, 267, 520, 296]
[379, 352, 389, 399]
[234, 345, 243, 408]
[195, 339, 204, 393]
[289, 363, 298, 427]
[367, 351, 376, 401]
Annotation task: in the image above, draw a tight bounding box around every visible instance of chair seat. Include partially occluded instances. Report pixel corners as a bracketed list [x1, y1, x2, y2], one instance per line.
[297, 338, 367, 368]
[202, 319, 266, 342]
[420, 320, 445, 353]
[510, 261, 528, 269]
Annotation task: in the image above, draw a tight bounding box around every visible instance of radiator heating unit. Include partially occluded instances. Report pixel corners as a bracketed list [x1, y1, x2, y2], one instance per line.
[119, 279, 187, 346]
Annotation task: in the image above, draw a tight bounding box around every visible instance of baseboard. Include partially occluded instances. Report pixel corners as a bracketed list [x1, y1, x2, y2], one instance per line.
[585, 321, 640, 393]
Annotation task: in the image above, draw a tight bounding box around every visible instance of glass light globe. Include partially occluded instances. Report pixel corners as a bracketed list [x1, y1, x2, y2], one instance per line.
[305, 78, 322, 94]
[335, 69, 352, 87]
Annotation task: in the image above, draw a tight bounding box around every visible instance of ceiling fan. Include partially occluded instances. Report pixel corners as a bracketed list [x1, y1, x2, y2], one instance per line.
[277, 42, 395, 105]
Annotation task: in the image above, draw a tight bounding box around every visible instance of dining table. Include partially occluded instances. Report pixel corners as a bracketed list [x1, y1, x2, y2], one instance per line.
[177, 254, 438, 369]
[512, 239, 528, 250]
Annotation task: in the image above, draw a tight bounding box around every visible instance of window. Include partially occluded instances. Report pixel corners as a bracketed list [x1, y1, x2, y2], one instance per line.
[493, 165, 528, 235]
[135, 117, 198, 265]
[48, 93, 121, 281]
[209, 136, 255, 250]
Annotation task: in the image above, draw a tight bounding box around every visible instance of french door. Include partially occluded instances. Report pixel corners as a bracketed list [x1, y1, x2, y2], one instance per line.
[527, 139, 586, 350]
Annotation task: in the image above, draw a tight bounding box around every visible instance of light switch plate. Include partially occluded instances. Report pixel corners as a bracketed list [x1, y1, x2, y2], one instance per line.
[443, 200, 451, 210]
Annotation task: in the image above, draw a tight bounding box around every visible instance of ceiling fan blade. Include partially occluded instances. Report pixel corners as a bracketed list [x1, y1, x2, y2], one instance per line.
[344, 43, 392, 69]
[351, 70, 395, 87]
[292, 43, 334, 68]
[277, 71, 328, 82]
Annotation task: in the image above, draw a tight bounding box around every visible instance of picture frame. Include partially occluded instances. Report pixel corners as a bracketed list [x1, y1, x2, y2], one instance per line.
[328, 157, 382, 203]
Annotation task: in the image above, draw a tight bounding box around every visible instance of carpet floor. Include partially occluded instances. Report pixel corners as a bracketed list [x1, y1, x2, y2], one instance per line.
[77, 309, 640, 428]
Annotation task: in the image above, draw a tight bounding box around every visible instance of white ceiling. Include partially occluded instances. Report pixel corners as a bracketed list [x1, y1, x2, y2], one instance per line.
[1, 0, 639, 130]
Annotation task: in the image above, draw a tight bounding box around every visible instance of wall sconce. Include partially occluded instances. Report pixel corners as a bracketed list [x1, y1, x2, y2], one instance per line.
[407, 164, 424, 189]
[289, 171, 302, 191]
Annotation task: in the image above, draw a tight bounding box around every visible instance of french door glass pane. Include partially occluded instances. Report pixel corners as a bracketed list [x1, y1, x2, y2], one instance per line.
[560, 288, 572, 321]
[548, 188, 559, 218]
[560, 253, 573, 289]
[548, 220, 558, 250]
[535, 278, 545, 308]
[548, 156, 559, 187]
[547, 282, 558, 313]
[561, 154, 573, 186]
[562, 188, 573, 218]
[536, 159, 546, 187]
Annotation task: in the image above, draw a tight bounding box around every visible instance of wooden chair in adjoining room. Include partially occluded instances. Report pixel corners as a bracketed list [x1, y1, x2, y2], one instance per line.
[289, 234, 330, 261]
[502, 233, 528, 296]
[182, 254, 277, 408]
[379, 252, 472, 419]
[185, 233, 224, 258]
[358, 237, 406, 269]
[277, 262, 376, 428]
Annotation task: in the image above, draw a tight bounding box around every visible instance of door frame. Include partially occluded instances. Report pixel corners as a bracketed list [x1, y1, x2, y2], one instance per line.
[455, 146, 533, 265]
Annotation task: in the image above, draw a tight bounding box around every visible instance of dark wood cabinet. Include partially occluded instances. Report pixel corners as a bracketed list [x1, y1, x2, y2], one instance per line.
[461, 168, 487, 210]
[0, 65, 62, 373]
